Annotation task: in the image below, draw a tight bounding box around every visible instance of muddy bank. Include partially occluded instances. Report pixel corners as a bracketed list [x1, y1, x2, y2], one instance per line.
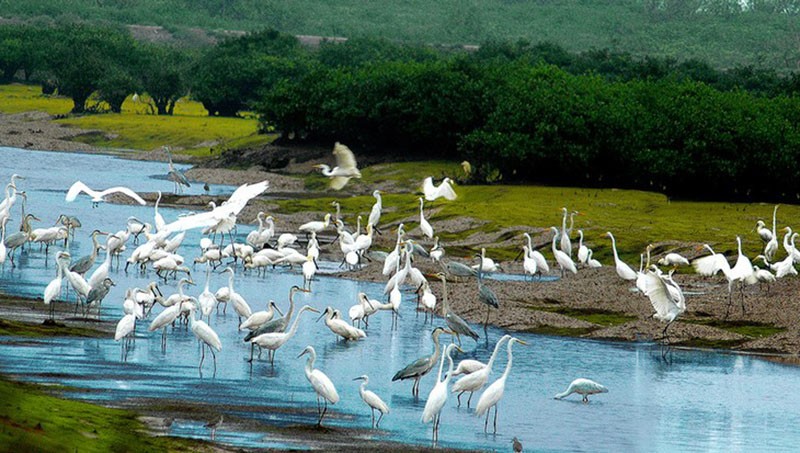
[96, 189, 800, 357]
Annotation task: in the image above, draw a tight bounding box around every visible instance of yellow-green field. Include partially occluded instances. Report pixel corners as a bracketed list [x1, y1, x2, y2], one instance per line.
[284, 161, 793, 263]
[0, 84, 263, 154]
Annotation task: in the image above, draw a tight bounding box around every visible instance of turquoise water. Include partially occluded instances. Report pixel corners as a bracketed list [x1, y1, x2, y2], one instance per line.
[0, 146, 798, 452]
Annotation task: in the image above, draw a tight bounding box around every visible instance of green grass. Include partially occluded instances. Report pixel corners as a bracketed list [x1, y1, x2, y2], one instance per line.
[684, 319, 785, 339]
[279, 160, 800, 264]
[0, 84, 73, 115]
[0, 84, 260, 154]
[523, 325, 596, 337]
[0, 378, 204, 453]
[529, 306, 636, 327]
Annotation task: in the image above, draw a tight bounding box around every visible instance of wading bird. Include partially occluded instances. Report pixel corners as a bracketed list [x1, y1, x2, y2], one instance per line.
[315, 142, 361, 190]
[251, 305, 319, 365]
[554, 378, 608, 403]
[606, 231, 637, 281]
[353, 375, 389, 428]
[422, 176, 457, 202]
[451, 335, 510, 408]
[298, 345, 339, 426]
[422, 343, 461, 445]
[436, 272, 479, 344]
[65, 181, 146, 207]
[392, 326, 452, 397]
[475, 337, 527, 434]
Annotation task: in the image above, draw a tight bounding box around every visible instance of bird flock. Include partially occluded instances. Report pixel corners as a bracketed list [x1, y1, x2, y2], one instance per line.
[7, 143, 792, 447]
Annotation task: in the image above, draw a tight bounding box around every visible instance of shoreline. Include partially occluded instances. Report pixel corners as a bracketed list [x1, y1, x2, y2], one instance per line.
[1, 112, 799, 358]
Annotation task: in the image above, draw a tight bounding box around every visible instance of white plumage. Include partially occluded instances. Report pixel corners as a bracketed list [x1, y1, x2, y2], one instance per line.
[422, 176, 457, 201]
[554, 378, 609, 403]
[65, 180, 146, 206]
[606, 231, 637, 281]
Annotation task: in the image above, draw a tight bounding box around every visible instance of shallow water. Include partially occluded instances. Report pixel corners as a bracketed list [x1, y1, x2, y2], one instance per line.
[1, 146, 799, 451]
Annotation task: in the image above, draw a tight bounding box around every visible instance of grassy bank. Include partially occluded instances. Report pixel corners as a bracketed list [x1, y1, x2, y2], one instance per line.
[0, 84, 263, 155]
[0, 377, 206, 453]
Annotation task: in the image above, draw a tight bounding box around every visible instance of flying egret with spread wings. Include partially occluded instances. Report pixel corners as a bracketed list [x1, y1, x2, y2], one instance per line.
[160, 180, 268, 234]
[422, 177, 457, 201]
[316, 142, 361, 190]
[65, 181, 146, 207]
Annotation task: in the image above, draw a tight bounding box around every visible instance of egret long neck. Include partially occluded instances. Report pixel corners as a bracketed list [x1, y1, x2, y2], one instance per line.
[434, 341, 447, 383]
[610, 235, 620, 260]
[486, 336, 507, 370]
[440, 278, 449, 314]
[500, 341, 515, 380]
[304, 348, 316, 375]
[443, 348, 456, 385]
[286, 306, 310, 338]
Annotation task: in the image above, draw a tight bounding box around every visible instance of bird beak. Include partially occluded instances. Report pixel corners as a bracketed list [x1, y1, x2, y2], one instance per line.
[352, 377, 364, 381]
[455, 346, 465, 353]
[516, 339, 529, 346]
[316, 309, 328, 322]
[297, 350, 307, 358]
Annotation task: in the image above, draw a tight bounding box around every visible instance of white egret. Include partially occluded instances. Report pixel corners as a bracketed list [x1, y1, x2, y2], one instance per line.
[452, 335, 510, 408]
[586, 249, 602, 268]
[643, 266, 686, 356]
[452, 359, 486, 377]
[475, 337, 527, 434]
[239, 300, 283, 331]
[727, 236, 755, 316]
[43, 251, 69, 319]
[160, 181, 269, 234]
[114, 313, 137, 360]
[149, 298, 190, 351]
[421, 343, 461, 444]
[422, 176, 457, 201]
[298, 345, 340, 426]
[353, 375, 389, 428]
[559, 208, 572, 257]
[368, 190, 382, 232]
[299, 213, 332, 238]
[198, 266, 218, 321]
[382, 224, 405, 275]
[551, 227, 577, 276]
[430, 236, 444, 262]
[523, 232, 549, 275]
[302, 254, 317, 291]
[554, 378, 609, 403]
[250, 305, 319, 365]
[315, 142, 361, 190]
[65, 181, 146, 207]
[764, 205, 779, 260]
[472, 247, 500, 273]
[657, 252, 690, 267]
[215, 267, 252, 322]
[577, 230, 589, 264]
[185, 300, 222, 376]
[419, 198, 434, 239]
[318, 306, 366, 341]
[606, 231, 637, 281]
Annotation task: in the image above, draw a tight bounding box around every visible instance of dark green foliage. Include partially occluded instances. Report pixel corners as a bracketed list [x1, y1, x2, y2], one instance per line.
[46, 25, 138, 113]
[190, 29, 307, 116]
[139, 44, 191, 115]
